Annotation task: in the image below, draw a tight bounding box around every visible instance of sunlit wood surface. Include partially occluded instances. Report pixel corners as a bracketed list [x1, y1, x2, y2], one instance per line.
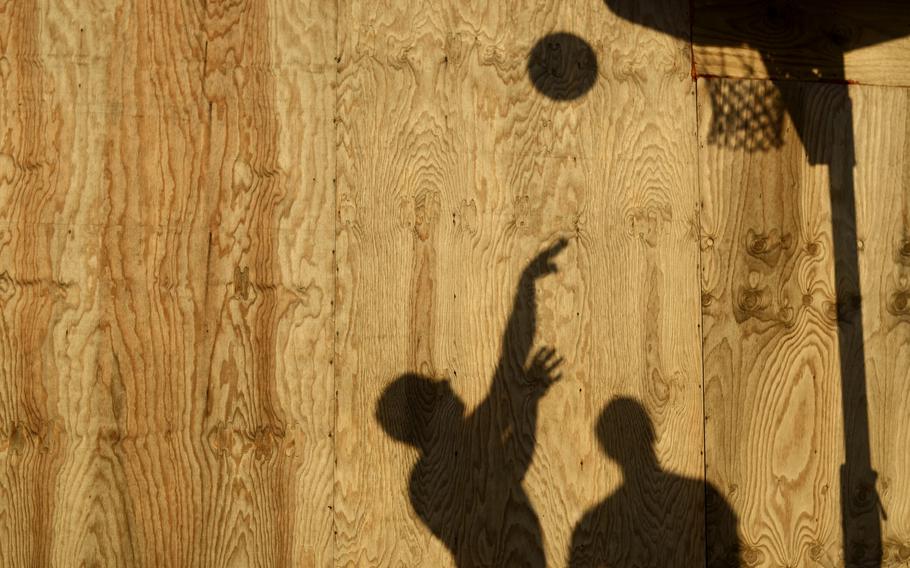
[0, 1, 907, 566]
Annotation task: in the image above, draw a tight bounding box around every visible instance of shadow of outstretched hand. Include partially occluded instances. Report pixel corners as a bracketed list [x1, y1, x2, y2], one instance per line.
[524, 238, 569, 280]
[525, 346, 564, 394]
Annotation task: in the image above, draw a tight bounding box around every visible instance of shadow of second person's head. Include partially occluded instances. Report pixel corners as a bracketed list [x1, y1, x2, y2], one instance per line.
[571, 397, 742, 567]
[596, 396, 659, 475]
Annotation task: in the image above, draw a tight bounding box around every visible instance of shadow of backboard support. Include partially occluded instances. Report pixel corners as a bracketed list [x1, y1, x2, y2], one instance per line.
[596, 1, 910, 565]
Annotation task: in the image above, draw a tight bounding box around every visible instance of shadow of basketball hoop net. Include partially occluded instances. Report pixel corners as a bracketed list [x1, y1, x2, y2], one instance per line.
[704, 79, 787, 151]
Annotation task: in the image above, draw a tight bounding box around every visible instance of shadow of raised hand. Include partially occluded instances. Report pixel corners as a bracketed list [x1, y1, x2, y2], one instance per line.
[525, 346, 564, 394]
[524, 238, 569, 280]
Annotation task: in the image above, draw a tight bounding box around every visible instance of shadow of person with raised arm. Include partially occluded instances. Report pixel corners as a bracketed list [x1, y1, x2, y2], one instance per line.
[376, 239, 568, 568]
[569, 398, 742, 567]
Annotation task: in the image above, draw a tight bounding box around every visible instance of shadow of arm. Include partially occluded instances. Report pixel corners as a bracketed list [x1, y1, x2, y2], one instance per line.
[484, 240, 567, 471]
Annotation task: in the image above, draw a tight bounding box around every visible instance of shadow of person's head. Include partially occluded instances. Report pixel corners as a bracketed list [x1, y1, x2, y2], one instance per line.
[596, 397, 659, 474]
[572, 397, 743, 565]
[375, 374, 465, 452]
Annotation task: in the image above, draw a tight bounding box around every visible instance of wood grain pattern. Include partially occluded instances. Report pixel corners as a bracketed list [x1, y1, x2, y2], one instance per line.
[335, 0, 705, 566]
[851, 86, 910, 565]
[699, 77, 910, 566]
[0, 2, 112, 564]
[1, 1, 334, 566]
[201, 1, 335, 565]
[100, 2, 208, 564]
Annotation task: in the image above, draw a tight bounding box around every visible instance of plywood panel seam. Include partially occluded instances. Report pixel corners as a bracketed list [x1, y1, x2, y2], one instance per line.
[332, 1, 341, 567]
[692, 69, 713, 568]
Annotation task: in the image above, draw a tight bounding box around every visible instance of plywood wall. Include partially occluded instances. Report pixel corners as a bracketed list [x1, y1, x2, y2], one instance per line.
[0, 1, 908, 567]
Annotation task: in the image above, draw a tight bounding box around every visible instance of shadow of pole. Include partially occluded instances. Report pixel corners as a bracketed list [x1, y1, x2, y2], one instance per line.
[526, 1, 910, 564]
